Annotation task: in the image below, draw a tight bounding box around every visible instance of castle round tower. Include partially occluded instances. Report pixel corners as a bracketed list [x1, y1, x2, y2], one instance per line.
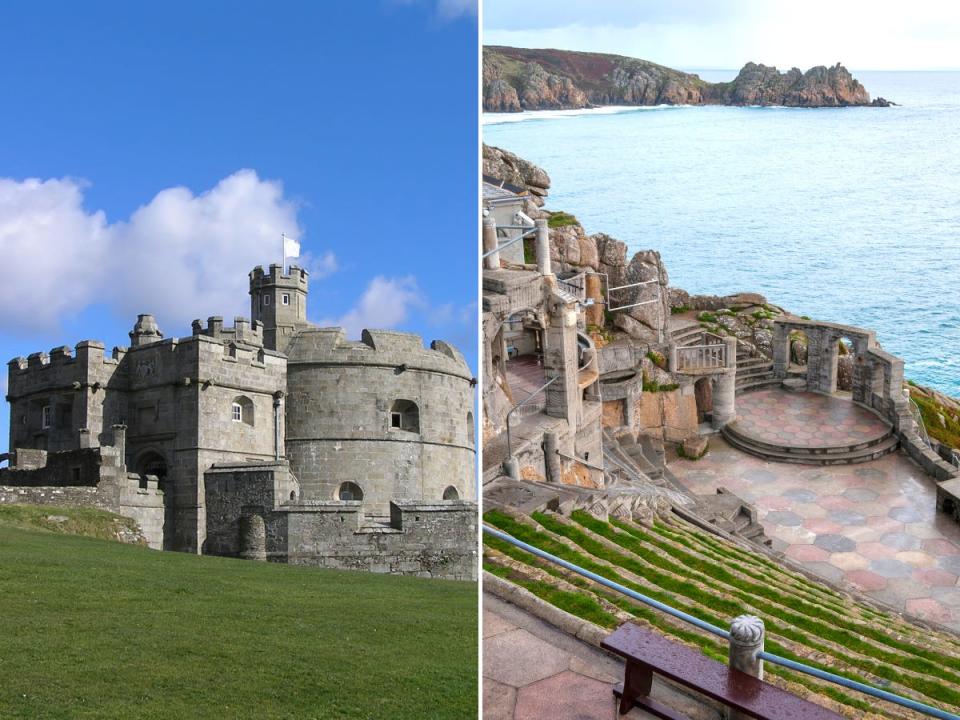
[283, 328, 476, 514]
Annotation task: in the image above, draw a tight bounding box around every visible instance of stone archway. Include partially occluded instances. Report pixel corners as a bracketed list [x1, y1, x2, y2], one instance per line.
[135, 450, 174, 551]
[694, 377, 713, 424]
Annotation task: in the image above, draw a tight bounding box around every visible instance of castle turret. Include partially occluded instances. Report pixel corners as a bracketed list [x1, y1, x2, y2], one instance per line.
[248, 264, 309, 352]
[130, 314, 163, 347]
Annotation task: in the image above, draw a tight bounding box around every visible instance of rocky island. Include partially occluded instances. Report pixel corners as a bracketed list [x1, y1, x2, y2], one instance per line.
[484, 46, 893, 111]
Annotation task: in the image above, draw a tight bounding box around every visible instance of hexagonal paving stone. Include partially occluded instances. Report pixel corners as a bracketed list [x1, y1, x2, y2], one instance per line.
[879, 531, 922, 551]
[846, 569, 888, 592]
[894, 551, 936, 568]
[913, 568, 959, 587]
[904, 598, 953, 625]
[803, 518, 843, 534]
[857, 542, 897, 561]
[937, 555, 960, 576]
[869, 558, 915, 579]
[814, 534, 856, 553]
[514, 670, 613, 720]
[889, 506, 925, 523]
[784, 487, 818, 503]
[829, 552, 870, 571]
[828, 509, 867, 525]
[785, 544, 831, 563]
[842, 487, 879, 502]
[922, 538, 960, 555]
[765, 510, 803, 527]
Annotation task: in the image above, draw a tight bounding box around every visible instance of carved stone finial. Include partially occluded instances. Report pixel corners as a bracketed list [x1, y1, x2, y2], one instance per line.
[730, 615, 764, 646]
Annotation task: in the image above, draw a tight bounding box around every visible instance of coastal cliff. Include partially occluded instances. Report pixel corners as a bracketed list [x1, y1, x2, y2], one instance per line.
[484, 46, 892, 111]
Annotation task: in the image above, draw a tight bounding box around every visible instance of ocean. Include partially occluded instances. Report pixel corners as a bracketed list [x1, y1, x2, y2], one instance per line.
[484, 71, 960, 398]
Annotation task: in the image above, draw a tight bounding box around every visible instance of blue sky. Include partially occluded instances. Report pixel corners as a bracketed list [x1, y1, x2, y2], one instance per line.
[0, 0, 478, 451]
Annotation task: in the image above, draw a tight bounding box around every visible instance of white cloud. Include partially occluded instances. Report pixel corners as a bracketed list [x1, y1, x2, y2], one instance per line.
[319, 275, 426, 339]
[392, 0, 476, 21]
[0, 170, 335, 334]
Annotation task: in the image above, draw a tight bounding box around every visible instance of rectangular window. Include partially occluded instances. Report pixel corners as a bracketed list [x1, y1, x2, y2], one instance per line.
[281, 293, 290, 305]
[41, 405, 51, 429]
[232, 403, 242, 422]
[263, 295, 271, 306]
[391, 412, 402, 429]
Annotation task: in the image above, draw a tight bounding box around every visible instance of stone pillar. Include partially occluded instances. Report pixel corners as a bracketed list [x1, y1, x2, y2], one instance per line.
[729, 614, 765, 720]
[111, 424, 127, 463]
[667, 343, 678, 373]
[535, 219, 551, 277]
[240, 510, 267, 561]
[772, 322, 790, 379]
[543, 431, 561, 483]
[585, 273, 604, 327]
[544, 300, 579, 427]
[483, 215, 500, 270]
[502, 456, 520, 481]
[712, 369, 736, 430]
[822, 332, 840, 393]
[624, 387, 637, 429]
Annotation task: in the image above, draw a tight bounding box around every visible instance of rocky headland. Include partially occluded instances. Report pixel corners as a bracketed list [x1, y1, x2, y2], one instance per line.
[484, 46, 893, 111]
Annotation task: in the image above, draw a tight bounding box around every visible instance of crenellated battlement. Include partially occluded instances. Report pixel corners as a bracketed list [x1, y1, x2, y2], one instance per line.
[284, 327, 472, 377]
[191, 315, 264, 348]
[249, 263, 309, 288]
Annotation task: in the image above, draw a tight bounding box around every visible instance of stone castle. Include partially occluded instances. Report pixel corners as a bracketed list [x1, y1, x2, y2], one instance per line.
[1, 264, 477, 580]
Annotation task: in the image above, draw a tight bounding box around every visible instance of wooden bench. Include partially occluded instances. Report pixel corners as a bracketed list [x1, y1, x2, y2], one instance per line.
[602, 622, 844, 719]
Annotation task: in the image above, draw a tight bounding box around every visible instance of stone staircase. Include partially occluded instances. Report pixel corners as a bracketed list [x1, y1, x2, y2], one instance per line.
[721, 422, 899, 465]
[734, 348, 779, 393]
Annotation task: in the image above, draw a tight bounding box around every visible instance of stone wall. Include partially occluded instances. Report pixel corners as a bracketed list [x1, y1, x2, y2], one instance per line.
[282, 501, 478, 580]
[284, 328, 476, 514]
[203, 464, 476, 580]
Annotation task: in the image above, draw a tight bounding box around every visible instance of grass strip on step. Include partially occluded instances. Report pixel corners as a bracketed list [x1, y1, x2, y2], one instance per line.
[571, 512, 960, 706]
[484, 532, 887, 718]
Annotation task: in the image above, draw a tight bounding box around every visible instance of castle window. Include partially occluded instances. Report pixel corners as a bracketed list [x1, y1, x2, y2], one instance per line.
[389, 399, 419, 433]
[231, 396, 255, 426]
[443, 486, 459, 501]
[281, 293, 290, 305]
[41, 405, 51, 429]
[467, 411, 475, 445]
[263, 295, 271, 306]
[337, 482, 363, 501]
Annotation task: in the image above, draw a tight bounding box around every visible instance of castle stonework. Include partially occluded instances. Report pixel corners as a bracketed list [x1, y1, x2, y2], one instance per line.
[1, 265, 477, 580]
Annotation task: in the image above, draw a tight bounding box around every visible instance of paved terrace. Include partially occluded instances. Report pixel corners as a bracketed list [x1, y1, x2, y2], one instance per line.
[671, 435, 960, 631]
[484, 593, 717, 720]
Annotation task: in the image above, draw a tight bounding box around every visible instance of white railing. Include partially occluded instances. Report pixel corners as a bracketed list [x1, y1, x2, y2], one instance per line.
[676, 343, 727, 372]
[557, 272, 586, 302]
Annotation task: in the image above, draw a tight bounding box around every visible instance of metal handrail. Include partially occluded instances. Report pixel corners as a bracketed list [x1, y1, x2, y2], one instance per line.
[505, 375, 559, 459]
[483, 525, 960, 720]
[482, 226, 536, 259]
[909, 397, 934, 449]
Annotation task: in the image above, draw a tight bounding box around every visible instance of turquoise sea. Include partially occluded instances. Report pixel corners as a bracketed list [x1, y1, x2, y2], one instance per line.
[484, 71, 960, 397]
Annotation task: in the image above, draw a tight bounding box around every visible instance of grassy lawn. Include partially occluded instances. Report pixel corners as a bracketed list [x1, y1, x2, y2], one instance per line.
[0, 507, 477, 719]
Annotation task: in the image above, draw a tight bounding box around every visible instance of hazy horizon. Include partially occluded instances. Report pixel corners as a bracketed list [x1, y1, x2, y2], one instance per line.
[484, 1, 960, 72]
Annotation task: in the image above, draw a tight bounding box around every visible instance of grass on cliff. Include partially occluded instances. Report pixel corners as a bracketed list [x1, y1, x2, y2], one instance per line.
[546, 210, 579, 228]
[0, 518, 477, 720]
[910, 389, 960, 450]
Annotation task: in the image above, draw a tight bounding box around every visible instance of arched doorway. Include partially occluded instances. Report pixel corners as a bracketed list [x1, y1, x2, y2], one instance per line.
[694, 377, 713, 424]
[135, 450, 173, 550]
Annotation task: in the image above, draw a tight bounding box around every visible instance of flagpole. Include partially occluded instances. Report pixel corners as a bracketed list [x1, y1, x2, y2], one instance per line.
[281, 232, 286, 273]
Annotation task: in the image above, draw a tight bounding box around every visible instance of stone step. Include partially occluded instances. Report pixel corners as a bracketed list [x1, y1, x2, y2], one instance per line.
[723, 422, 895, 456]
[670, 326, 704, 346]
[735, 377, 781, 393]
[736, 364, 774, 380]
[737, 357, 772, 371]
[721, 427, 899, 466]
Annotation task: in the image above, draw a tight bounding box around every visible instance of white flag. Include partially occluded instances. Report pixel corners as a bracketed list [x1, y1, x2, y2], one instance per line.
[283, 234, 300, 259]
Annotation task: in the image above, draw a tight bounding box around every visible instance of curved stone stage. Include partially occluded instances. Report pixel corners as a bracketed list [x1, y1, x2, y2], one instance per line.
[722, 389, 898, 465]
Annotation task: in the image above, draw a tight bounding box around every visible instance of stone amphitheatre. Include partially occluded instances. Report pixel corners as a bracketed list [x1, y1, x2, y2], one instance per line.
[481, 145, 960, 719]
